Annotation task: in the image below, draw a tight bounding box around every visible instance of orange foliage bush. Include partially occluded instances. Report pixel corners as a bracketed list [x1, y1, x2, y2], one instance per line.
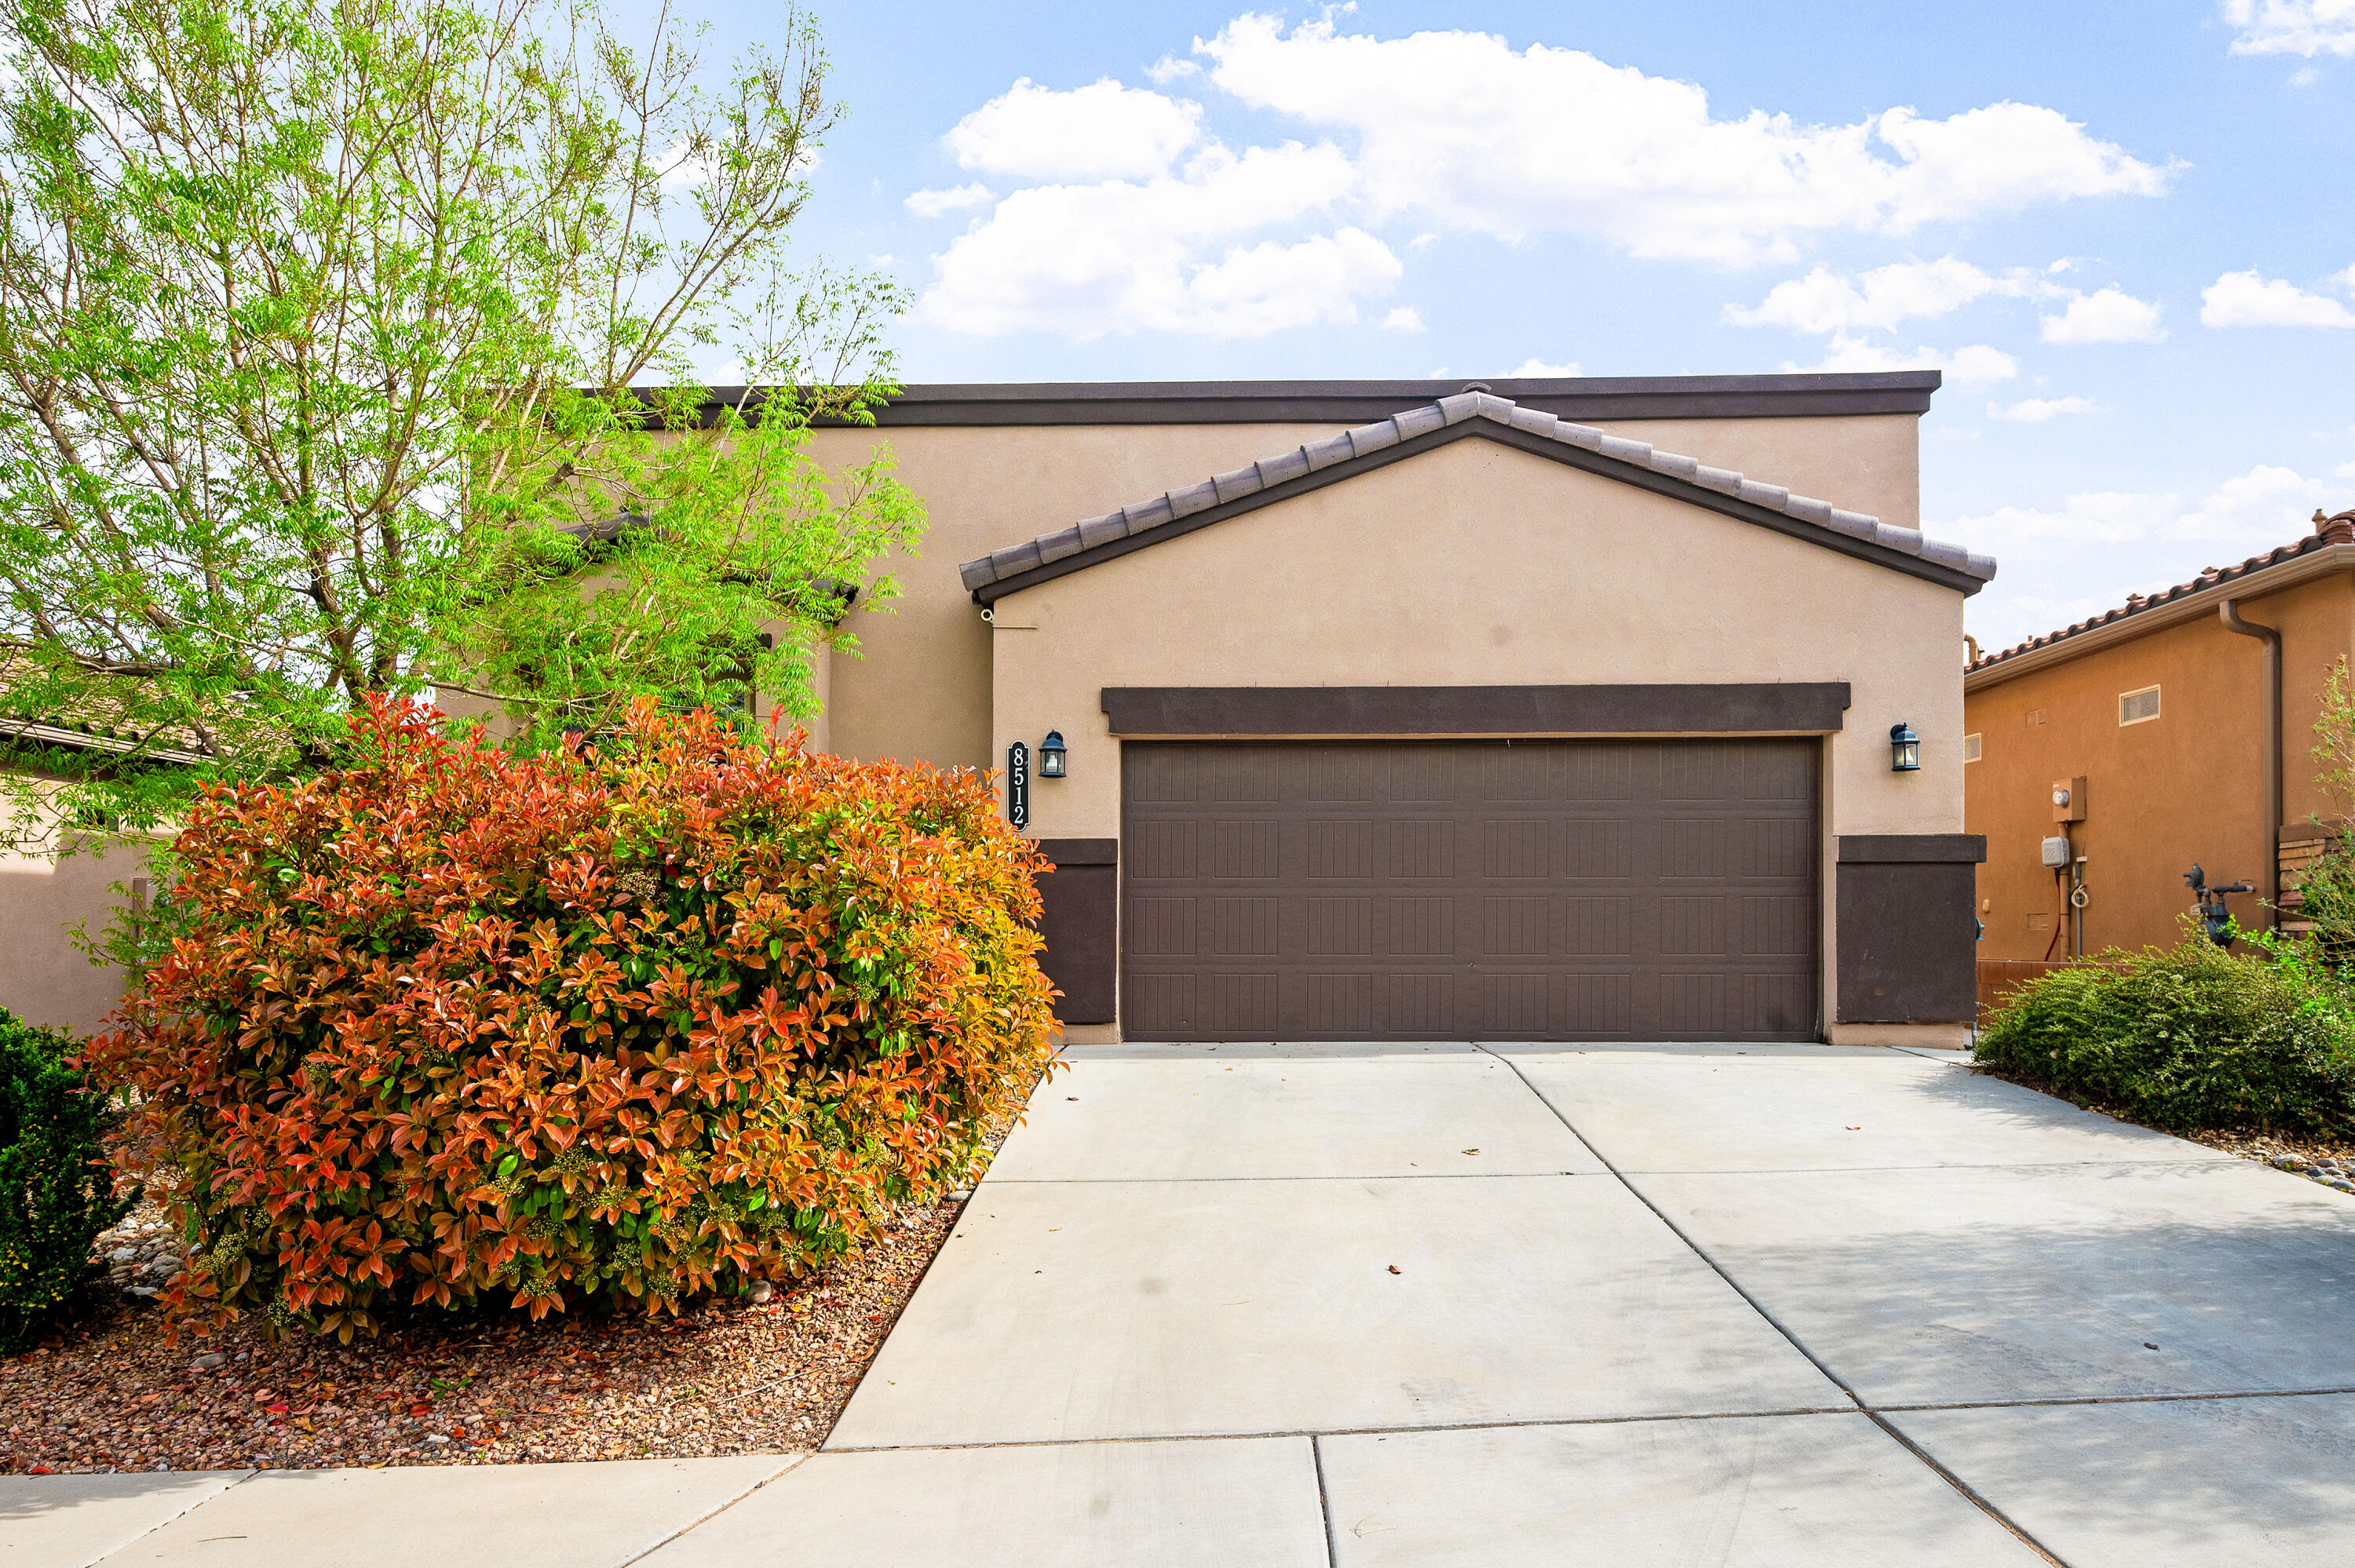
[86, 698, 1057, 1340]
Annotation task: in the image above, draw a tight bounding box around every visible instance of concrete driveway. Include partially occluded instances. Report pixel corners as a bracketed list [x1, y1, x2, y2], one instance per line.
[13, 1041, 2355, 1565]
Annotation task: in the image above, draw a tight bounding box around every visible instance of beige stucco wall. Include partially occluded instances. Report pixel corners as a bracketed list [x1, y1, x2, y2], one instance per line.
[0, 823, 144, 1039]
[984, 435, 1967, 1044]
[804, 410, 1922, 775]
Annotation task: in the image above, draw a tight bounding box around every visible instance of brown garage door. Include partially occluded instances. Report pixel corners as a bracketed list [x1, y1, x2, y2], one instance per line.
[1120, 738, 1818, 1042]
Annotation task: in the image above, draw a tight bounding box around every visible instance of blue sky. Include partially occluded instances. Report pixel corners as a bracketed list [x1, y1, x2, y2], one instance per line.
[660, 1, 2355, 652]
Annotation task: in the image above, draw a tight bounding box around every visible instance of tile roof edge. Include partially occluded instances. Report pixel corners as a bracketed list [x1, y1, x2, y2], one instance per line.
[958, 392, 1995, 595]
[1968, 516, 2355, 675]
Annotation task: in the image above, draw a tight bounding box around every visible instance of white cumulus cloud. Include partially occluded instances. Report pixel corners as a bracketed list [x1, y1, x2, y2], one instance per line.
[905, 183, 996, 218]
[944, 78, 1205, 181]
[2173, 463, 2355, 539]
[911, 18, 2175, 341]
[1505, 358, 1584, 377]
[2200, 268, 2355, 327]
[917, 143, 1398, 339]
[1195, 16, 2174, 264]
[1381, 306, 1425, 333]
[2039, 286, 2165, 343]
[1725, 257, 2014, 334]
[1787, 333, 2017, 387]
[1990, 396, 2104, 421]
[2225, 0, 2355, 57]
[1944, 467, 2353, 549]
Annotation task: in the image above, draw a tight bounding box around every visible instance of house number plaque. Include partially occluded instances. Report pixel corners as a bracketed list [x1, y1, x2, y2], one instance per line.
[1006, 739, 1030, 829]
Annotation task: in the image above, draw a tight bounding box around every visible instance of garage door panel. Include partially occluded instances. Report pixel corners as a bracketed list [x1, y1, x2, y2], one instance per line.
[1481, 819, 1553, 878]
[1386, 896, 1456, 957]
[1743, 895, 1813, 957]
[1128, 896, 1197, 957]
[1210, 749, 1281, 802]
[1305, 896, 1374, 956]
[1131, 821, 1198, 880]
[1305, 819, 1375, 877]
[1207, 896, 1280, 956]
[1564, 819, 1634, 879]
[1565, 897, 1633, 957]
[1659, 819, 1736, 880]
[1208, 821, 1280, 879]
[1305, 973, 1375, 1033]
[1745, 817, 1813, 878]
[1123, 740, 1817, 1042]
[1385, 820, 1456, 878]
[1209, 973, 1279, 1034]
[1660, 896, 1729, 957]
[1481, 896, 1552, 957]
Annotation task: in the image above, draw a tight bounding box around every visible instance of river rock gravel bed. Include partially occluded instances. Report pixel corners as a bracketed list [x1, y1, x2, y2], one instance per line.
[2, 1193, 968, 1475]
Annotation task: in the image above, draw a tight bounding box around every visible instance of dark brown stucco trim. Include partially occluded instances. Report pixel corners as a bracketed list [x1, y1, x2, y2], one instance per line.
[1101, 684, 1852, 738]
[1029, 839, 1118, 1025]
[1031, 837, 1119, 866]
[1837, 834, 1988, 864]
[721, 371, 1941, 428]
[1837, 859, 1980, 1023]
[972, 419, 1986, 603]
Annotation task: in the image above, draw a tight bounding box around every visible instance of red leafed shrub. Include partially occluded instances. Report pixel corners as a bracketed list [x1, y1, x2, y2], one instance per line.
[86, 697, 1057, 1340]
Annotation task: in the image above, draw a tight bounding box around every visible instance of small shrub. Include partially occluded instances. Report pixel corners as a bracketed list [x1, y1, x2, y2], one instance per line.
[1976, 930, 2355, 1136]
[0, 1009, 131, 1349]
[2289, 829, 2355, 971]
[86, 697, 1057, 1341]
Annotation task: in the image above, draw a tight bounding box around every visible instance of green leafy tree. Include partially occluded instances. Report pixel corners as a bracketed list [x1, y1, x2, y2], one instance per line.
[0, 0, 921, 846]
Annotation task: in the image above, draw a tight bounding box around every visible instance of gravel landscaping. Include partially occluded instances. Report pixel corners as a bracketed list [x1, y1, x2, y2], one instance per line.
[1970, 1056, 2355, 1192]
[2, 1191, 971, 1475]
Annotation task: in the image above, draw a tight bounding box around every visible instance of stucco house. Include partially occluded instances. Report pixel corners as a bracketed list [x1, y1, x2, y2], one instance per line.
[785, 370, 1990, 1048]
[5, 370, 1995, 1048]
[1966, 506, 2355, 965]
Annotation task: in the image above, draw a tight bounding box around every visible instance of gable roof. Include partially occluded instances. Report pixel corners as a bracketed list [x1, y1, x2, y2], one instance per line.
[957, 389, 1995, 603]
[1966, 509, 2355, 687]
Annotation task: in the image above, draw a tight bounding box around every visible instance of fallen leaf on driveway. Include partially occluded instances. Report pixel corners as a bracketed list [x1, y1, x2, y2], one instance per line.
[1387, 1265, 1400, 1274]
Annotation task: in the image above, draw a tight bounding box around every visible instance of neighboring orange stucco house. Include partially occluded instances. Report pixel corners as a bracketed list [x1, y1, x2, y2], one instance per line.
[1964, 508, 2355, 962]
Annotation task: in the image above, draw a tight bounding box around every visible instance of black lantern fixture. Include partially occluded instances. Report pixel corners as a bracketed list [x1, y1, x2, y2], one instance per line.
[1039, 730, 1068, 778]
[1889, 721, 1921, 772]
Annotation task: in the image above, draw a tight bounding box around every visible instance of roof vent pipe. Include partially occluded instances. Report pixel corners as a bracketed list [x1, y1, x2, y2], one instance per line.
[2218, 598, 2282, 928]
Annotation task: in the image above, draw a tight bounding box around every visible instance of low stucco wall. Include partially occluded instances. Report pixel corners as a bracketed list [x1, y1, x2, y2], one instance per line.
[986, 435, 1968, 1044]
[0, 835, 141, 1039]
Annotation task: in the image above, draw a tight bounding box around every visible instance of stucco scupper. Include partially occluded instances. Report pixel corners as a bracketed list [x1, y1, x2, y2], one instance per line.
[958, 390, 1997, 598]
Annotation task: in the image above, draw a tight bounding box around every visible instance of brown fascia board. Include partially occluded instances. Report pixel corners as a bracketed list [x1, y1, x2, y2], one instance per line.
[1102, 684, 1853, 737]
[975, 418, 1988, 604]
[1964, 544, 2355, 695]
[703, 370, 1943, 428]
[1837, 833, 1988, 864]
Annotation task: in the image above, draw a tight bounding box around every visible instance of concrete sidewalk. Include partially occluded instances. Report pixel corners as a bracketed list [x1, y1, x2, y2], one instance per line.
[12, 1042, 2355, 1565]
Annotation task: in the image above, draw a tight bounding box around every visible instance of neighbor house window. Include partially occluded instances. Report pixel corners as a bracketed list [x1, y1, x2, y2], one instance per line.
[2120, 685, 2161, 726]
[1962, 733, 1981, 763]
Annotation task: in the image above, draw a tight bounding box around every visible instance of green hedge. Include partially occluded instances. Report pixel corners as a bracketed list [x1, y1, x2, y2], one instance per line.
[1977, 937, 2355, 1136]
[0, 1009, 130, 1349]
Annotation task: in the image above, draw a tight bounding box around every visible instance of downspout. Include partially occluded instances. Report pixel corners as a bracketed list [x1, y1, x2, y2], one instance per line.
[2219, 599, 2282, 928]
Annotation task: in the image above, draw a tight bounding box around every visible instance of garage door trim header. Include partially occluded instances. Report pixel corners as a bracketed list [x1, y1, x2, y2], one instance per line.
[1101, 683, 1850, 738]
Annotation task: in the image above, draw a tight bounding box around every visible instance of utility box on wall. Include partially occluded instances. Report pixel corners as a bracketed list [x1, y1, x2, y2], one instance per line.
[1835, 834, 1989, 1023]
[2052, 775, 2087, 823]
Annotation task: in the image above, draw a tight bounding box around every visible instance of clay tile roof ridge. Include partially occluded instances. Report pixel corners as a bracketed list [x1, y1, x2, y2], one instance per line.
[1970, 526, 2351, 671]
[958, 390, 1999, 593]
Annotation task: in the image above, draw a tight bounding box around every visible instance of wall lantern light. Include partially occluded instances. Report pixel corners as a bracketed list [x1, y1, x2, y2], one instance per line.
[1889, 722, 1921, 772]
[1039, 730, 1068, 778]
